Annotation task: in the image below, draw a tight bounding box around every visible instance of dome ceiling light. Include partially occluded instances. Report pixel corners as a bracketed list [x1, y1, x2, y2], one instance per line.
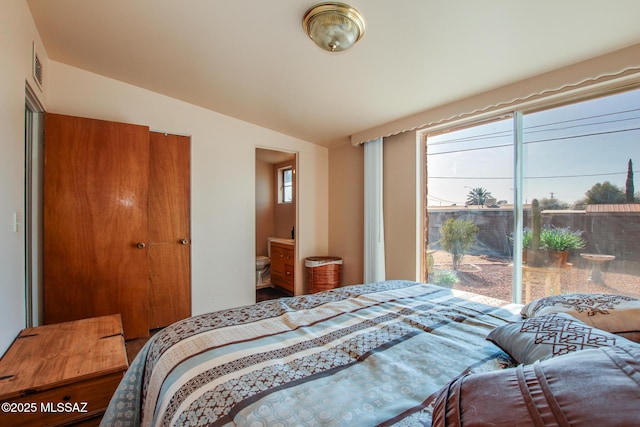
[302, 2, 366, 52]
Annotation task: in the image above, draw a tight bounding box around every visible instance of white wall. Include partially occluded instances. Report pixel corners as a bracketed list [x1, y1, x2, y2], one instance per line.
[328, 143, 364, 286]
[0, 1, 49, 354]
[383, 132, 421, 281]
[0, 1, 328, 353]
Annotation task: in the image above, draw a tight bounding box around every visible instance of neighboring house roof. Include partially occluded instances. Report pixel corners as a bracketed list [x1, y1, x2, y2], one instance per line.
[586, 204, 640, 213]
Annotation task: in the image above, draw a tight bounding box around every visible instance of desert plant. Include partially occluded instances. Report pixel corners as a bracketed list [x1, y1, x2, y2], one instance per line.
[432, 269, 459, 288]
[508, 226, 532, 248]
[427, 252, 435, 274]
[439, 218, 479, 270]
[531, 199, 541, 250]
[522, 227, 532, 249]
[540, 226, 586, 251]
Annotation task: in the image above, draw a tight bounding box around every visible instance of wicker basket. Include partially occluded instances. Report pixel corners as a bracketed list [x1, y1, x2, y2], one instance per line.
[305, 257, 342, 294]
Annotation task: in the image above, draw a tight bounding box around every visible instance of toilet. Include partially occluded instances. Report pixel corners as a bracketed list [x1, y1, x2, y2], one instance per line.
[255, 255, 271, 288]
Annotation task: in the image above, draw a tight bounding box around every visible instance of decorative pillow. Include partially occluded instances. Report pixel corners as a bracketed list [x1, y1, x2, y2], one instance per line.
[486, 312, 638, 364]
[521, 293, 640, 342]
[431, 345, 640, 427]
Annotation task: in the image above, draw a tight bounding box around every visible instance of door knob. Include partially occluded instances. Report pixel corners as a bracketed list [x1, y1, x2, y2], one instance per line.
[180, 239, 189, 245]
[136, 242, 146, 249]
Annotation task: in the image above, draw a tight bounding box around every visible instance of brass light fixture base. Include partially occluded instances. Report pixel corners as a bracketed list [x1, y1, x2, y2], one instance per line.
[303, 2, 365, 52]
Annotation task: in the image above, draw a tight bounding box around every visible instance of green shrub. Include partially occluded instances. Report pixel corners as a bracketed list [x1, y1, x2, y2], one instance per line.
[509, 227, 532, 249]
[439, 218, 479, 270]
[540, 226, 586, 251]
[432, 269, 459, 288]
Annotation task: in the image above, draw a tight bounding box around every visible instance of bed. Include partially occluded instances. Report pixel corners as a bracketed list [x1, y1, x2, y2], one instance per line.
[100, 280, 640, 426]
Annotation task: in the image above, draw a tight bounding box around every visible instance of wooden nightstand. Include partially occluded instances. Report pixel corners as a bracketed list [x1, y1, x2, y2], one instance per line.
[0, 315, 128, 426]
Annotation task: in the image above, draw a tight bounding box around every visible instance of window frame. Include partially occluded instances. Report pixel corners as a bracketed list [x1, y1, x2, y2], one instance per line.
[420, 78, 640, 303]
[278, 166, 293, 204]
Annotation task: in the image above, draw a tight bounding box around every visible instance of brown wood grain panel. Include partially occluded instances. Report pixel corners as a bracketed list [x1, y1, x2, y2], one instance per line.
[270, 242, 294, 293]
[0, 315, 127, 426]
[43, 114, 150, 338]
[147, 132, 191, 328]
[147, 132, 190, 242]
[0, 373, 122, 426]
[0, 315, 126, 397]
[148, 244, 191, 328]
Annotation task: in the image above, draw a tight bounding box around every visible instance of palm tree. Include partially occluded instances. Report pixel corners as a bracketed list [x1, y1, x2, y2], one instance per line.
[466, 187, 492, 207]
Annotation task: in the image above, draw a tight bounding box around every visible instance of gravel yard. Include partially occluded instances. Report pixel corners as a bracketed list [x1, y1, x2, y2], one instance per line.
[429, 250, 640, 303]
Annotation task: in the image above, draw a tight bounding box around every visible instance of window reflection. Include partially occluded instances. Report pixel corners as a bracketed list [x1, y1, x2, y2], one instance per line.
[426, 88, 640, 302]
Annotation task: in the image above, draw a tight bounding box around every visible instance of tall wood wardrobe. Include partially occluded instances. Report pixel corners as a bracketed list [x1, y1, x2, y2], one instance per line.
[43, 113, 191, 339]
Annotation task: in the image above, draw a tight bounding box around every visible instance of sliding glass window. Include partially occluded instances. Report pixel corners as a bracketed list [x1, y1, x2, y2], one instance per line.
[425, 87, 640, 303]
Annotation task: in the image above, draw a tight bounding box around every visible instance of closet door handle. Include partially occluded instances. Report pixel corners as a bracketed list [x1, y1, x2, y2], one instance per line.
[136, 242, 146, 249]
[180, 239, 189, 245]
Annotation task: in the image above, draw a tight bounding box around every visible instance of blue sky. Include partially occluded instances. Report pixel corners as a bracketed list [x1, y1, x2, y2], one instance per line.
[427, 88, 640, 206]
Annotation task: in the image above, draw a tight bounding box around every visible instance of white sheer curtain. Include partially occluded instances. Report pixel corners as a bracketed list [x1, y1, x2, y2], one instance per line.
[364, 137, 386, 283]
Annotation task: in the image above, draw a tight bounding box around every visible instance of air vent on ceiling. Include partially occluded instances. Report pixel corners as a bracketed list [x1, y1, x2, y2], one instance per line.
[32, 42, 43, 90]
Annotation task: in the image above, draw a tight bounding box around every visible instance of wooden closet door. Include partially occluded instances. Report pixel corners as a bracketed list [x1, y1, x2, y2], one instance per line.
[43, 114, 150, 338]
[148, 132, 191, 329]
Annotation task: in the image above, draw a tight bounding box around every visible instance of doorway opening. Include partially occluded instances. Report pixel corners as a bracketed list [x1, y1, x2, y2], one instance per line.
[255, 148, 297, 300]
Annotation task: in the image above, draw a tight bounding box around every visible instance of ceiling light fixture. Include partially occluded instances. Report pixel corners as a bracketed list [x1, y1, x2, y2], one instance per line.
[302, 2, 365, 52]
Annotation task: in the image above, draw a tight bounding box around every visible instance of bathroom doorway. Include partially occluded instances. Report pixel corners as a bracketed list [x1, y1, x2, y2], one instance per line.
[255, 148, 297, 300]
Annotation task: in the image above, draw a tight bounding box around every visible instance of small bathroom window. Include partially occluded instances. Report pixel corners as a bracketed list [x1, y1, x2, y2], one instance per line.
[279, 166, 293, 203]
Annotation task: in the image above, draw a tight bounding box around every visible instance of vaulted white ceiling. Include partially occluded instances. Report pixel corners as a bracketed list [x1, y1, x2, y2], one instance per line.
[27, 0, 640, 147]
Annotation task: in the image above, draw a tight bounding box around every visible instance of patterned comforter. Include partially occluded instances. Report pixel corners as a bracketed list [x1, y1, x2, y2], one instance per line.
[101, 280, 520, 426]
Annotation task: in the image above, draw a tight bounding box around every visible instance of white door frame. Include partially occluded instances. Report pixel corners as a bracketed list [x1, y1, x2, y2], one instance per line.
[25, 83, 45, 327]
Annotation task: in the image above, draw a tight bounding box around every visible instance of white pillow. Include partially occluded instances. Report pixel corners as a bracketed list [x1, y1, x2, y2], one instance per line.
[521, 293, 640, 342]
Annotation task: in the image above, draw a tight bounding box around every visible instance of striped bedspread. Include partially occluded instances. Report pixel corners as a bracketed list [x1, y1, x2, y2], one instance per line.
[101, 281, 520, 426]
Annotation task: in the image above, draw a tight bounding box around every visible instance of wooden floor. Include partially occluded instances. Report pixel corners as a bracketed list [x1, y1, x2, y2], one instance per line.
[125, 328, 162, 362]
[256, 286, 290, 302]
